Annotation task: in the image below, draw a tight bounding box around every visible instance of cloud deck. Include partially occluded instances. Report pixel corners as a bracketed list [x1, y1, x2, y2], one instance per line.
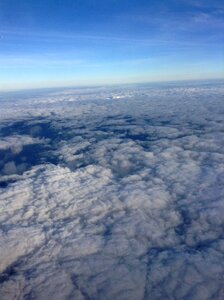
[0, 81, 224, 299]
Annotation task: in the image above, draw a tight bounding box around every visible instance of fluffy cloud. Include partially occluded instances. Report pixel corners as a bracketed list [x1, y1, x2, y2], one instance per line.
[0, 81, 224, 299]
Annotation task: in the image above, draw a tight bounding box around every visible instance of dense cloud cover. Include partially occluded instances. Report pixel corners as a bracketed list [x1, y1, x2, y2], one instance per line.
[0, 81, 224, 299]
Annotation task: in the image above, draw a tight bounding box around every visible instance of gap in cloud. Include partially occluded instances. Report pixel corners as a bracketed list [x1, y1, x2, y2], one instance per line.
[0, 119, 62, 186]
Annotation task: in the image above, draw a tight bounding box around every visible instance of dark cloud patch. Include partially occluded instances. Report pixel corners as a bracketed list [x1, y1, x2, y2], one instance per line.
[0, 266, 17, 284]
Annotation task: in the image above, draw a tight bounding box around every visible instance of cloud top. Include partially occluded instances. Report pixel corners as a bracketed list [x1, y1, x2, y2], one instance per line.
[0, 81, 224, 299]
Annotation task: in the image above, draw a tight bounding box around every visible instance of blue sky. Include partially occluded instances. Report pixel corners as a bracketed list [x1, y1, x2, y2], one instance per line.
[0, 0, 223, 90]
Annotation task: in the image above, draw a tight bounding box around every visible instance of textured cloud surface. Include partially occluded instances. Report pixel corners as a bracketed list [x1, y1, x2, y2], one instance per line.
[0, 81, 224, 299]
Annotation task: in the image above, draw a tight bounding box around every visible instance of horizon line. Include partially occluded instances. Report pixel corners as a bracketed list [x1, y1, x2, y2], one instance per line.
[0, 77, 223, 94]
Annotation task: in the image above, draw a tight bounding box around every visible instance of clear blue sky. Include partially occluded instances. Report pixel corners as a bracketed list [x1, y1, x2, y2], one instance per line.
[0, 0, 223, 90]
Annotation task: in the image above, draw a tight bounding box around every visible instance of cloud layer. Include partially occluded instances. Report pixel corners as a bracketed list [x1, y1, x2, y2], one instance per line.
[0, 81, 224, 299]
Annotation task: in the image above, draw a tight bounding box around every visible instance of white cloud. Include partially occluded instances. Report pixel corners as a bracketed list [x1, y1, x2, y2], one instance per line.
[0, 135, 44, 153]
[0, 81, 224, 299]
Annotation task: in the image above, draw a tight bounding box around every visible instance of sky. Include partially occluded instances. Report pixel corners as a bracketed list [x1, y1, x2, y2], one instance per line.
[0, 0, 223, 90]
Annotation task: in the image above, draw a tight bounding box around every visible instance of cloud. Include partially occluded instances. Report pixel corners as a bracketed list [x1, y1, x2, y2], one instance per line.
[0, 135, 43, 152]
[0, 81, 224, 299]
[2, 161, 17, 175]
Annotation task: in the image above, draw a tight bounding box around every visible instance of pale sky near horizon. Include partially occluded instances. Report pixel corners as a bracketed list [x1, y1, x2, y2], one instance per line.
[0, 0, 223, 90]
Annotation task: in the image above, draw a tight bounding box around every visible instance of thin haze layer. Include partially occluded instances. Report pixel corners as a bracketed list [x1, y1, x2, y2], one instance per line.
[0, 81, 224, 299]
